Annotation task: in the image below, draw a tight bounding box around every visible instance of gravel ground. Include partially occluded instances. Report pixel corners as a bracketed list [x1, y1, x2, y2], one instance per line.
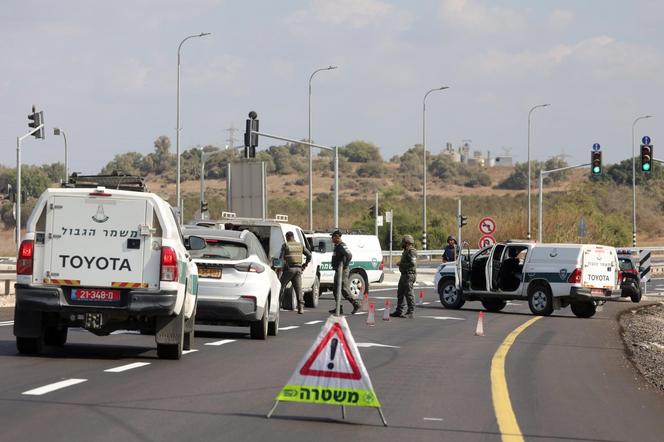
[620, 301, 664, 392]
[0, 295, 14, 308]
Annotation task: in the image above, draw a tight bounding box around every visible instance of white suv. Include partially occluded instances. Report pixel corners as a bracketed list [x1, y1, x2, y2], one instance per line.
[14, 176, 204, 359]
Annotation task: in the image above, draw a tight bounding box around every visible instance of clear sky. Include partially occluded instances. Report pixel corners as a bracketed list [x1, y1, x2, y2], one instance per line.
[2, 0, 662, 174]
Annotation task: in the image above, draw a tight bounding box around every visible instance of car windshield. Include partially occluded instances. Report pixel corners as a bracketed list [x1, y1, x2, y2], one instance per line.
[191, 239, 248, 260]
[619, 257, 634, 271]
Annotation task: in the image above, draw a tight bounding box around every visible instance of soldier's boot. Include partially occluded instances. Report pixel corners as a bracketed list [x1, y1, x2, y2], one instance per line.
[351, 303, 361, 315]
[390, 310, 405, 318]
[329, 306, 344, 314]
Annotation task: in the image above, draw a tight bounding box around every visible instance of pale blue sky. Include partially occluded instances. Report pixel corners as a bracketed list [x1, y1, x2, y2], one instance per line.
[2, 0, 662, 173]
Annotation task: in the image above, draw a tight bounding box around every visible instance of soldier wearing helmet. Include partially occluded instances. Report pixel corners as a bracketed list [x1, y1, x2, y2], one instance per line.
[391, 234, 417, 318]
[443, 235, 458, 263]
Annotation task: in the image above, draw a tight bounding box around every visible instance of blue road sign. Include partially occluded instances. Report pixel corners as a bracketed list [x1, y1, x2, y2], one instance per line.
[642, 136, 651, 145]
[592, 143, 601, 151]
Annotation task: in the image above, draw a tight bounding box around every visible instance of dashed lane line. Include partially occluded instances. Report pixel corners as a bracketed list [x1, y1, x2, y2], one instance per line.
[204, 339, 236, 346]
[278, 326, 300, 331]
[22, 379, 87, 396]
[423, 417, 444, 422]
[304, 320, 323, 325]
[104, 362, 151, 373]
[420, 315, 465, 321]
[182, 349, 198, 355]
[356, 342, 400, 349]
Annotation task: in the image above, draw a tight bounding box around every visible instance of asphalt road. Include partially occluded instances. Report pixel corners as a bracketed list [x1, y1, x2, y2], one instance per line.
[0, 281, 663, 441]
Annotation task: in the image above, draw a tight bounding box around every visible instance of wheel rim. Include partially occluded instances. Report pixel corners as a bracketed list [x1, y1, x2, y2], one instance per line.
[443, 284, 458, 304]
[350, 276, 363, 297]
[532, 290, 548, 311]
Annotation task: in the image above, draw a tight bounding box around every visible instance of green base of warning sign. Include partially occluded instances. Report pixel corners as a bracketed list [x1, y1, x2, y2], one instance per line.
[277, 385, 381, 408]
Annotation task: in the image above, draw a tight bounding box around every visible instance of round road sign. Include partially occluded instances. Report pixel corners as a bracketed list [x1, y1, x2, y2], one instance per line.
[478, 217, 496, 235]
[478, 235, 496, 249]
[592, 143, 601, 151]
[642, 136, 651, 145]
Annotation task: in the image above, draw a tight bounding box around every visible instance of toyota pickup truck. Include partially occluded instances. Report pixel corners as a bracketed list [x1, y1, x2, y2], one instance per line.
[434, 241, 624, 318]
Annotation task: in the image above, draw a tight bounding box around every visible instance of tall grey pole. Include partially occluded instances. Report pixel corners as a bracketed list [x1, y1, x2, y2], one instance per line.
[422, 86, 449, 253]
[389, 216, 393, 271]
[526, 103, 550, 240]
[63, 131, 68, 183]
[334, 146, 339, 229]
[375, 192, 379, 237]
[176, 32, 210, 222]
[631, 115, 653, 247]
[308, 66, 337, 231]
[16, 137, 21, 249]
[199, 152, 205, 218]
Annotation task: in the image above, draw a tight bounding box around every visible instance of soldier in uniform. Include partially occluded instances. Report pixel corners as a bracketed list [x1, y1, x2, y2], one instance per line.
[391, 234, 417, 318]
[329, 230, 361, 315]
[278, 231, 312, 314]
[442, 235, 458, 263]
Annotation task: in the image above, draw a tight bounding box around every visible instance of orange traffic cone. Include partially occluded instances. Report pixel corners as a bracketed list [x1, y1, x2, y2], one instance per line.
[362, 291, 369, 312]
[367, 303, 376, 326]
[475, 311, 485, 336]
[383, 299, 391, 321]
[418, 290, 425, 306]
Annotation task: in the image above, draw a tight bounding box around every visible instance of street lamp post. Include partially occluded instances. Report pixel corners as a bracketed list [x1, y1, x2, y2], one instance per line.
[631, 115, 653, 247]
[527, 103, 550, 240]
[422, 86, 449, 252]
[53, 128, 68, 183]
[199, 148, 216, 220]
[308, 65, 338, 231]
[176, 32, 211, 222]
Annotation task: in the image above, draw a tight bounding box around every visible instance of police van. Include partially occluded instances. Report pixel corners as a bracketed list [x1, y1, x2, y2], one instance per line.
[434, 241, 623, 318]
[14, 175, 205, 359]
[307, 232, 384, 298]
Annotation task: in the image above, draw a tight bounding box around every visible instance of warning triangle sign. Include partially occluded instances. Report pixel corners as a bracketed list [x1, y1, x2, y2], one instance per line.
[275, 315, 381, 408]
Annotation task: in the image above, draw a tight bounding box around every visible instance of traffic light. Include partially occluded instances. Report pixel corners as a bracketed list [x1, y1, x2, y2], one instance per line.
[458, 214, 468, 228]
[590, 151, 602, 175]
[368, 205, 375, 217]
[641, 144, 653, 173]
[201, 201, 208, 213]
[27, 106, 45, 139]
[244, 111, 259, 158]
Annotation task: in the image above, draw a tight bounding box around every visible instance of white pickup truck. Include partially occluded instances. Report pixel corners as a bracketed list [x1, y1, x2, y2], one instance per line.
[434, 241, 624, 318]
[14, 180, 205, 359]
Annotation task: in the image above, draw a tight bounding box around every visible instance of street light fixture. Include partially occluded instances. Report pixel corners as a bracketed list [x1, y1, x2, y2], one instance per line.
[308, 65, 338, 231]
[176, 32, 211, 222]
[422, 86, 449, 252]
[526, 103, 550, 240]
[632, 114, 654, 247]
[53, 127, 68, 183]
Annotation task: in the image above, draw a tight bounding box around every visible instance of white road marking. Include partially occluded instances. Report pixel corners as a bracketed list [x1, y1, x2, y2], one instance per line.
[353, 311, 368, 316]
[182, 349, 198, 355]
[423, 417, 444, 421]
[368, 289, 397, 293]
[371, 295, 397, 299]
[356, 342, 400, 349]
[204, 339, 236, 346]
[0, 320, 14, 327]
[417, 282, 434, 287]
[278, 326, 300, 331]
[304, 320, 323, 325]
[422, 302, 431, 305]
[22, 379, 87, 396]
[104, 362, 151, 373]
[377, 308, 386, 311]
[506, 302, 522, 306]
[110, 330, 140, 335]
[421, 315, 465, 321]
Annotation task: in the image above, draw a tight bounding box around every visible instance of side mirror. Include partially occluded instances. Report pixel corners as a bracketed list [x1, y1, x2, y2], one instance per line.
[187, 236, 206, 251]
[271, 258, 284, 269]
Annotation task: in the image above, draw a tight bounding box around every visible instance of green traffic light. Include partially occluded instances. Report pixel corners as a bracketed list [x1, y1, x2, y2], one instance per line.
[592, 166, 601, 174]
[643, 163, 651, 172]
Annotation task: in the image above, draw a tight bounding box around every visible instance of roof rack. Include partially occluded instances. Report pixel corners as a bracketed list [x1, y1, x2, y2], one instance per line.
[64, 172, 147, 192]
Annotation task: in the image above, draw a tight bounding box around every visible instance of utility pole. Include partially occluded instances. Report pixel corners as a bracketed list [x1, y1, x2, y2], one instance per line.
[226, 125, 238, 149]
[374, 192, 379, 237]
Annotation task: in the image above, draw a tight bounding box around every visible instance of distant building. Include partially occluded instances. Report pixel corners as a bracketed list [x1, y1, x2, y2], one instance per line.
[494, 156, 513, 167]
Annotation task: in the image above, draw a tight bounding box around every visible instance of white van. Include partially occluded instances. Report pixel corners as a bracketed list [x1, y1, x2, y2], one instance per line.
[308, 232, 384, 298]
[434, 241, 622, 318]
[14, 179, 204, 359]
[194, 213, 321, 309]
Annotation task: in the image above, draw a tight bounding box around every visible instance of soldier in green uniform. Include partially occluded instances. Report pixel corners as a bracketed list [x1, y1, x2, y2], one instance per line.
[279, 231, 312, 314]
[329, 230, 361, 315]
[391, 234, 417, 318]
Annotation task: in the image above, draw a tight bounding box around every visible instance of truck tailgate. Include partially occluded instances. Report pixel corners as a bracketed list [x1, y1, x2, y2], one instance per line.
[45, 195, 153, 288]
[581, 246, 617, 289]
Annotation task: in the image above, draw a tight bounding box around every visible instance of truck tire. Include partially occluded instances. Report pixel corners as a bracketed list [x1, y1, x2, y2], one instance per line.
[630, 284, 642, 303]
[349, 271, 367, 299]
[183, 315, 195, 351]
[156, 311, 185, 360]
[571, 301, 596, 318]
[44, 326, 68, 347]
[528, 283, 554, 316]
[250, 310, 268, 340]
[16, 336, 43, 355]
[438, 278, 465, 309]
[481, 298, 507, 312]
[268, 304, 279, 337]
[304, 276, 320, 308]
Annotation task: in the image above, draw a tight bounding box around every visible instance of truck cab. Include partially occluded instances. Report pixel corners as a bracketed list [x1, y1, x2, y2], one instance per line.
[434, 241, 625, 318]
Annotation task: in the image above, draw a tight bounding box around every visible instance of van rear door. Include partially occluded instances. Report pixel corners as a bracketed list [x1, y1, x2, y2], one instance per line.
[581, 246, 617, 290]
[45, 194, 152, 288]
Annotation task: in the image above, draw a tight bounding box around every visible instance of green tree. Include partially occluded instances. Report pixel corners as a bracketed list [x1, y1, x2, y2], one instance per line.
[398, 144, 424, 175]
[340, 140, 383, 163]
[101, 152, 144, 176]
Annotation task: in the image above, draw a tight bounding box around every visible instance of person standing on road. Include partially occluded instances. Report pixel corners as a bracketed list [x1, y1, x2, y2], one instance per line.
[329, 230, 361, 315]
[391, 235, 417, 318]
[442, 235, 459, 263]
[279, 231, 312, 314]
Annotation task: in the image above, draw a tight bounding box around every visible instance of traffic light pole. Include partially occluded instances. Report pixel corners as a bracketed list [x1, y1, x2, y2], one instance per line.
[251, 130, 339, 229]
[16, 125, 44, 249]
[537, 163, 589, 243]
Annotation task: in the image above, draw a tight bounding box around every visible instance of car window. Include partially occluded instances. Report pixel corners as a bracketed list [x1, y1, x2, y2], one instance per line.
[316, 237, 333, 253]
[191, 239, 248, 260]
[250, 234, 270, 264]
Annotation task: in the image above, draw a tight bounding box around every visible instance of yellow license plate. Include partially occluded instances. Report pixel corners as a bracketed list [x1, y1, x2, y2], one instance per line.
[199, 268, 222, 279]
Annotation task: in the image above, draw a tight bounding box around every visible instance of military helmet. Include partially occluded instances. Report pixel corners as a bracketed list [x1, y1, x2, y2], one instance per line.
[402, 234, 414, 244]
[447, 235, 456, 242]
